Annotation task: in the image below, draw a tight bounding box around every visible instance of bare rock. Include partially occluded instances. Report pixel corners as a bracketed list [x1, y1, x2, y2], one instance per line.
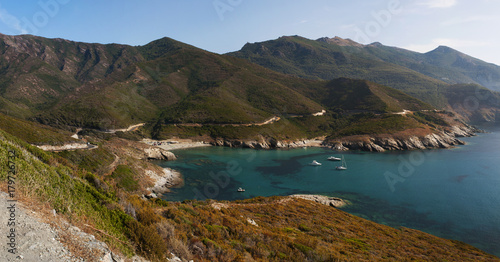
[146, 168, 183, 196]
[143, 147, 176, 161]
[291, 194, 346, 208]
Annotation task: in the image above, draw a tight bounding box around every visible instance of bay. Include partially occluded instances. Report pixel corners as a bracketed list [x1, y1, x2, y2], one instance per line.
[159, 126, 500, 256]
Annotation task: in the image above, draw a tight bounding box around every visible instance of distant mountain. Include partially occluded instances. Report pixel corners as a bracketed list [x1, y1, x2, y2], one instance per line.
[228, 36, 500, 121]
[361, 43, 500, 92]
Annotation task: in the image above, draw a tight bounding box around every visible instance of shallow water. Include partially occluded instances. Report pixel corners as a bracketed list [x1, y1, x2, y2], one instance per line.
[159, 126, 500, 256]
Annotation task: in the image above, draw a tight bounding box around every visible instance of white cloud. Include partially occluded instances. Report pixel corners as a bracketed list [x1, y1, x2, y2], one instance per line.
[419, 0, 458, 8]
[0, 6, 27, 34]
[404, 38, 491, 53]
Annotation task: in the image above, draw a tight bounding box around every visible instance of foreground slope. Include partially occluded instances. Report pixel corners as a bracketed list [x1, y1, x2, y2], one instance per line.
[161, 197, 499, 261]
[1, 128, 499, 261]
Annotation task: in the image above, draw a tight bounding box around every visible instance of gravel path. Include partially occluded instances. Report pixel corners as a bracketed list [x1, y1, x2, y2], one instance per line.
[0, 192, 81, 261]
[0, 192, 132, 262]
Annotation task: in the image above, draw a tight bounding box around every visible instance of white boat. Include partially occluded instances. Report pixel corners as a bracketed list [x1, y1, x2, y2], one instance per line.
[336, 155, 347, 170]
[309, 160, 322, 166]
[327, 156, 341, 161]
[237, 187, 245, 192]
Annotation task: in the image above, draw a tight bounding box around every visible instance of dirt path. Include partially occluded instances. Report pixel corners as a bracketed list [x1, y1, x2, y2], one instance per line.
[103, 123, 146, 133]
[35, 143, 98, 152]
[173, 110, 326, 128]
[0, 192, 110, 262]
[174, 116, 281, 128]
[106, 154, 121, 174]
[392, 109, 412, 115]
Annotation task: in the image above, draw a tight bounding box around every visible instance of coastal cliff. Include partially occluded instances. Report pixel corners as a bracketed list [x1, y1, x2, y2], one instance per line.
[211, 125, 478, 152]
[328, 125, 478, 152]
[211, 137, 323, 149]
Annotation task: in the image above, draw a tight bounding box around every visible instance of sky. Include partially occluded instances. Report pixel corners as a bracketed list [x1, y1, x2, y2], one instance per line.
[0, 0, 499, 65]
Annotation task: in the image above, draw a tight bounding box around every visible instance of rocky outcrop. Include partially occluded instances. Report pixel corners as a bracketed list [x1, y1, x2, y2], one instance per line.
[291, 194, 346, 208]
[328, 125, 476, 152]
[445, 124, 479, 137]
[145, 168, 183, 198]
[143, 147, 177, 161]
[211, 125, 479, 152]
[212, 137, 323, 149]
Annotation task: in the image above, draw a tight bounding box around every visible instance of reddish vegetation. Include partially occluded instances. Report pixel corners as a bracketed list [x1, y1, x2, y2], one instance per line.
[154, 197, 500, 261]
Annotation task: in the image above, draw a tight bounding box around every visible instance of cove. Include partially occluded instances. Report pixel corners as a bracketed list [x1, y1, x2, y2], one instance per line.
[159, 126, 500, 257]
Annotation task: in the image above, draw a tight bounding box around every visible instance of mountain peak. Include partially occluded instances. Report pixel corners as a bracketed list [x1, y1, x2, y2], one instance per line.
[316, 36, 364, 47]
[430, 45, 456, 53]
[369, 42, 384, 47]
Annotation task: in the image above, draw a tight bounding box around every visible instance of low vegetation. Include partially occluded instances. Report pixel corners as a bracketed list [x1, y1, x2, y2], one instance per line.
[0, 113, 77, 145]
[1, 125, 499, 261]
[157, 197, 498, 261]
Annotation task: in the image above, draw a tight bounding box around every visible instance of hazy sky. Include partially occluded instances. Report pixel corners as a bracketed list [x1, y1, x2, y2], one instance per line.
[0, 0, 499, 64]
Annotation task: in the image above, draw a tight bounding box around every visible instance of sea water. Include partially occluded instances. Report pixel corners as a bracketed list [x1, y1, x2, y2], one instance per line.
[159, 126, 500, 256]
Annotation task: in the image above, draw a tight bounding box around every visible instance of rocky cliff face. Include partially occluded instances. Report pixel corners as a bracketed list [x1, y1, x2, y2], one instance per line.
[328, 125, 477, 152]
[211, 125, 478, 152]
[211, 137, 321, 149]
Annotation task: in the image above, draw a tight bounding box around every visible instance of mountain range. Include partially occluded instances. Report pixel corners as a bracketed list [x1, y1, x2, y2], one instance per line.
[231, 35, 500, 91]
[0, 33, 499, 143]
[229, 36, 500, 121]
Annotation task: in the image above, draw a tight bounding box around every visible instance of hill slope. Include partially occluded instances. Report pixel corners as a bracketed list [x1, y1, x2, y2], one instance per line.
[0, 34, 465, 144]
[0, 34, 324, 130]
[229, 36, 500, 121]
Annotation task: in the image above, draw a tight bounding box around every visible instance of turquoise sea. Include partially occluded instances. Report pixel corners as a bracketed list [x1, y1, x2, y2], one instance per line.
[159, 126, 500, 257]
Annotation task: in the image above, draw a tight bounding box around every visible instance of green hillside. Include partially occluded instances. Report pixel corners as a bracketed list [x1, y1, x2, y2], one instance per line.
[1, 34, 445, 142]
[229, 36, 450, 107]
[135, 38, 325, 124]
[0, 112, 77, 145]
[0, 35, 324, 130]
[228, 35, 500, 118]
[0, 34, 491, 142]
[319, 78, 432, 112]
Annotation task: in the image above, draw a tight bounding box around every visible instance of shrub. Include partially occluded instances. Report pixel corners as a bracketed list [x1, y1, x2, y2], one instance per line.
[125, 219, 169, 261]
[111, 165, 139, 191]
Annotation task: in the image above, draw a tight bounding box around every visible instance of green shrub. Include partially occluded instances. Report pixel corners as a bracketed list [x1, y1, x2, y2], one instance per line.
[111, 165, 139, 191]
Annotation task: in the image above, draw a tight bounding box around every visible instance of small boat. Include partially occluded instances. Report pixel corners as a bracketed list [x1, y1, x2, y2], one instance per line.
[327, 156, 341, 161]
[336, 155, 347, 170]
[237, 187, 245, 192]
[309, 160, 322, 166]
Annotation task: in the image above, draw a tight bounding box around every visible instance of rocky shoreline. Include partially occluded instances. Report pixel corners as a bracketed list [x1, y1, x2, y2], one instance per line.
[211, 137, 325, 149]
[209, 125, 479, 152]
[327, 125, 478, 152]
[145, 168, 183, 198]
